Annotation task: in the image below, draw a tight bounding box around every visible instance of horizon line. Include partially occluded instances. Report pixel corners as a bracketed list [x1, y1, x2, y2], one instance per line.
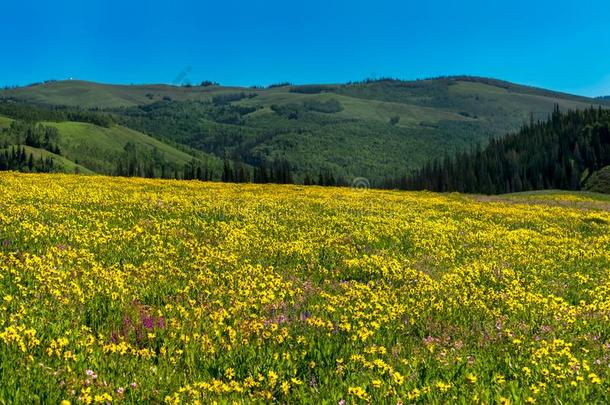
[2, 75, 606, 99]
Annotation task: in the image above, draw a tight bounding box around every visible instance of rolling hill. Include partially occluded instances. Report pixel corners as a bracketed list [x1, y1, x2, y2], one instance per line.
[43, 121, 218, 173]
[0, 80, 249, 108]
[1, 77, 608, 183]
[0, 115, 224, 176]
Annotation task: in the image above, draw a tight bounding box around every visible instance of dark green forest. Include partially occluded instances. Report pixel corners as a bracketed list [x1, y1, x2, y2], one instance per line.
[393, 107, 610, 194]
[0, 102, 114, 127]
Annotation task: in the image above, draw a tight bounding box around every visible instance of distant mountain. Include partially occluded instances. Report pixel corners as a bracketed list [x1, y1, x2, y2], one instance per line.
[597, 96, 610, 100]
[1, 77, 608, 183]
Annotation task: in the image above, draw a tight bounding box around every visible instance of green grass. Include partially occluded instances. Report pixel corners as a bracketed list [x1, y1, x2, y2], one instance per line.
[0, 115, 13, 129]
[503, 189, 610, 200]
[472, 189, 610, 212]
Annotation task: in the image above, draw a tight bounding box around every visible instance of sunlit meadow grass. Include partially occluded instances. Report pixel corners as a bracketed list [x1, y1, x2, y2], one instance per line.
[1, 172, 610, 403]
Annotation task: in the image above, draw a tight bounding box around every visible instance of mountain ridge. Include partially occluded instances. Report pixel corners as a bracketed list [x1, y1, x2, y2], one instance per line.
[1, 76, 608, 183]
[2, 76, 606, 108]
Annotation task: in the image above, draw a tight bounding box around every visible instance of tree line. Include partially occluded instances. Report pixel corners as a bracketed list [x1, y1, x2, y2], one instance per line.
[0, 120, 61, 173]
[112, 147, 350, 187]
[0, 101, 114, 127]
[2, 121, 62, 154]
[0, 146, 55, 172]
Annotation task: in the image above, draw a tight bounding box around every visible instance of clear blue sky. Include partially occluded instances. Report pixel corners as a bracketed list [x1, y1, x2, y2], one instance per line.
[2, 0, 610, 96]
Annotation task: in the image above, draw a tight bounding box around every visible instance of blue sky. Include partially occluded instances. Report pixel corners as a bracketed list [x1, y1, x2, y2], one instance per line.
[2, 0, 610, 96]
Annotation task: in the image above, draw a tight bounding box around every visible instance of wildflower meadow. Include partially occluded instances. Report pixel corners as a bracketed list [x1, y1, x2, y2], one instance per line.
[1, 172, 610, 403]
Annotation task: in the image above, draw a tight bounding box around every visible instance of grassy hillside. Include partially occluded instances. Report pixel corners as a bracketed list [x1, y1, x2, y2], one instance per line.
[0, 80, 249, 108]
[44, 122, 220, 173]
[0, 113, 224, 176]
[2, 77, 608, 182]
[0, 145, 94, 174]
[0, 116, 13, 129]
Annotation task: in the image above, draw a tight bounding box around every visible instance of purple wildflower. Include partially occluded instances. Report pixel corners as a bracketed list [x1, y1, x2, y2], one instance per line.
[141, 313, 155, 330]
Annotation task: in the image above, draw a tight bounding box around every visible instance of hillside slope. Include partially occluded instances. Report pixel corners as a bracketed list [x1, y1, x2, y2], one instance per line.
[44, 122, 217, 173]
[2, 77, 608, 182]
[0, 116, 13, 129]
[0, 80, 247, 108]
[17, 146, 93, 173]
[0, 114, 224, 176]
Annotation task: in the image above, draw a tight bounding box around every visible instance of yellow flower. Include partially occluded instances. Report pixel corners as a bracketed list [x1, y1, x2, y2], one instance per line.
[392, 372, 404, 385]
[348, 386, 371, 402]
[435, 381, 452, 392]
[267, 371, 278, 387]
[4, 172, 610, 402]
[588, 373, 601, 384]
[493, 374, 506, 385]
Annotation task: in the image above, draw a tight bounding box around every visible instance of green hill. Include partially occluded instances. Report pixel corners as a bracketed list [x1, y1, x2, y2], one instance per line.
[44, 121, 219, 173]
[0, 80, 249, 108]
[1, 77, 608, 183]
[0, 115, 224, 176]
